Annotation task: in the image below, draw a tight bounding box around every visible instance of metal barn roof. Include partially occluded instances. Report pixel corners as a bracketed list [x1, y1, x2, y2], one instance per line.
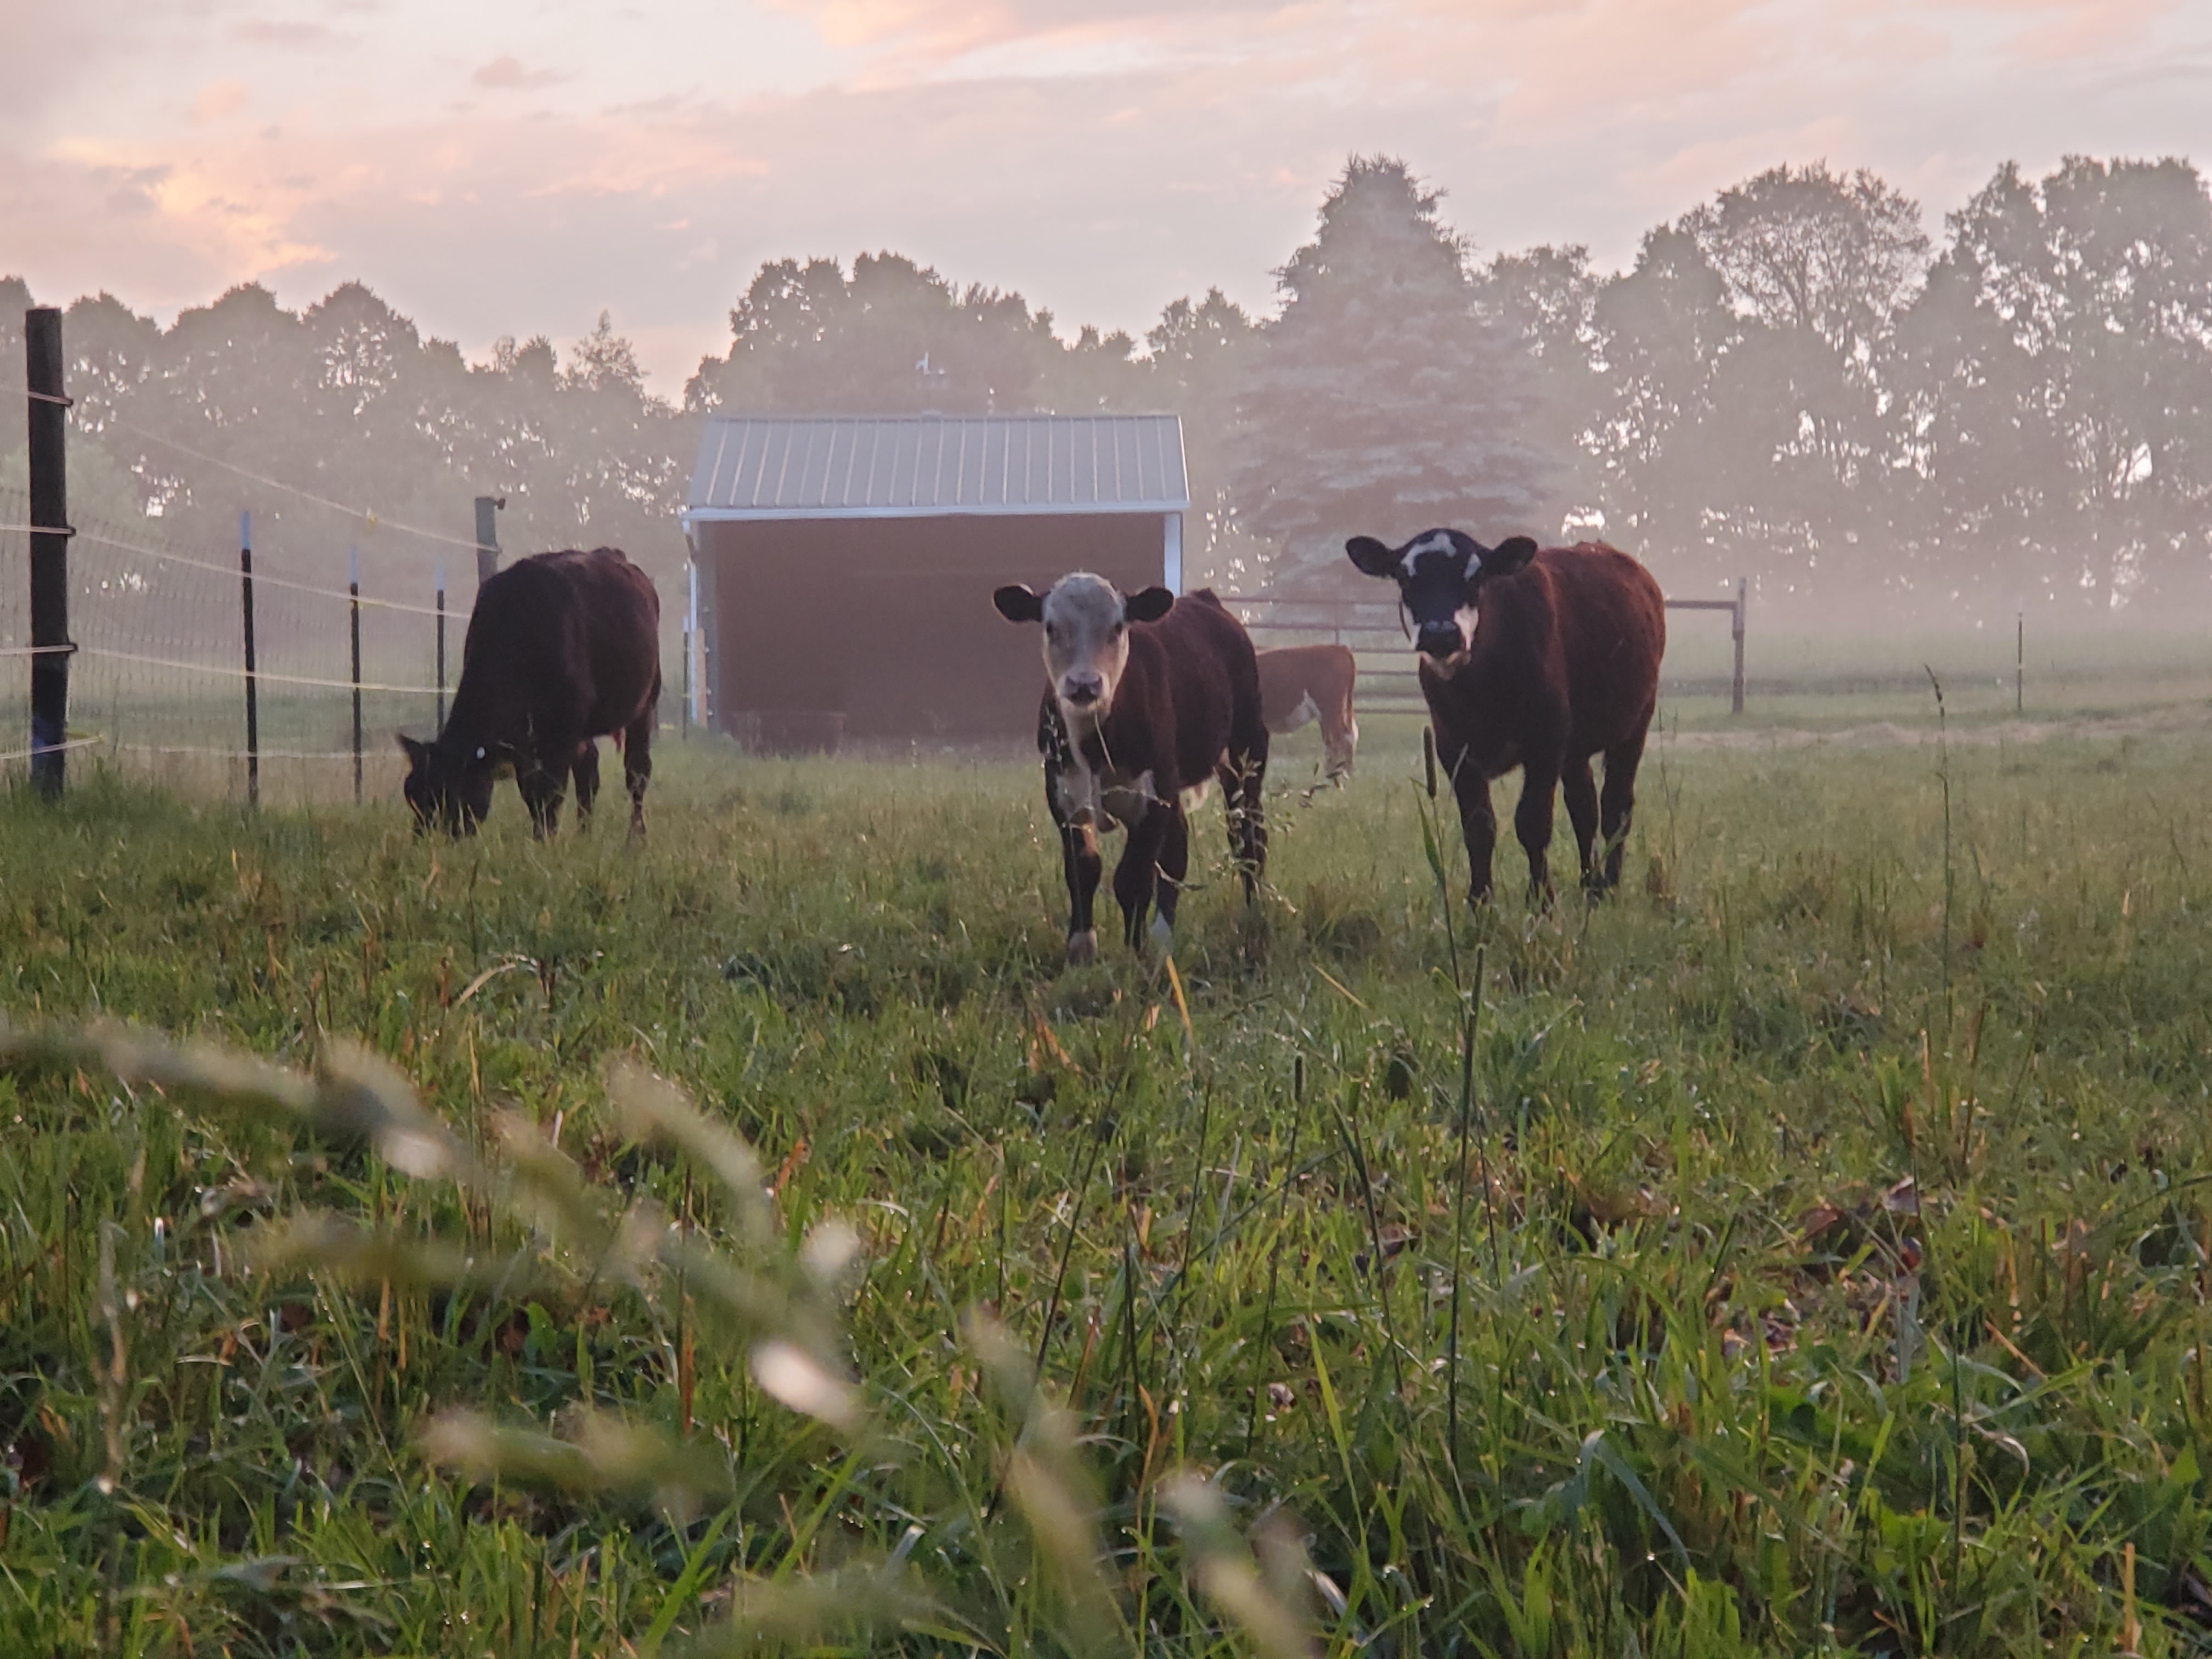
[684, 414, 1189, 522]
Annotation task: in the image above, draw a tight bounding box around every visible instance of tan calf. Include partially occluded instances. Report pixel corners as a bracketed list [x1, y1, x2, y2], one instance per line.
[1257, 644, 1359, 781]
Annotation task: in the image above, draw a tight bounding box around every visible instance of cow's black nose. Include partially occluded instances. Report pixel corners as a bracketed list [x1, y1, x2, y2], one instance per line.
[1417, 625, 1463, 658]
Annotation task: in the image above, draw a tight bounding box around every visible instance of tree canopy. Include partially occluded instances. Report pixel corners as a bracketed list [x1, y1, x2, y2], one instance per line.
[10, 149, 2212, 619]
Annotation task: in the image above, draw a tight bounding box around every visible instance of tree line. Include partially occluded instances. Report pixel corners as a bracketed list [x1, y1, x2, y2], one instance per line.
[8, 148, 2212, 620]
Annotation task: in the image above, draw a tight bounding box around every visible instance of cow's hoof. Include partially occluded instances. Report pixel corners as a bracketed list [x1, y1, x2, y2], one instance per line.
[1065, 930, 1098, 967]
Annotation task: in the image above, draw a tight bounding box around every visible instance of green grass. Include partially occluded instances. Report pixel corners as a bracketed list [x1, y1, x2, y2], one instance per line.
[3, 709, 2212, 1656]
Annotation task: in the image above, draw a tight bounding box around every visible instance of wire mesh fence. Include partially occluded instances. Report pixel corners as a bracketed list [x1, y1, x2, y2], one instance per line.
[1225, 589, 1751, 718]
[1, 484, 453, 804]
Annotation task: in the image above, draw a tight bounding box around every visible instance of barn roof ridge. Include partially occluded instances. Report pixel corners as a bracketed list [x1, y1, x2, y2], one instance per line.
[684, 411, 1190, 522]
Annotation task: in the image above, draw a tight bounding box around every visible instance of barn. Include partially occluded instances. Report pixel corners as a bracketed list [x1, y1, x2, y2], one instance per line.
[682, 414, 1189, 750]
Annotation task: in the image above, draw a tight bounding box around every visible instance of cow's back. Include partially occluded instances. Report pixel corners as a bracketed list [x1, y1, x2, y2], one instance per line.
[456, 548, 659, 740]
[1538, 543, 1663, 750]
[567, 550, 661, 729]
[1148, 589, 1260, 785]
[1258, 644, 1354, 729]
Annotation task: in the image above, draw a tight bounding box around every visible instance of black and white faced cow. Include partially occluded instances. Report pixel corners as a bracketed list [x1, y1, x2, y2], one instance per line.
[1345, 529, 1665, 905]
[994, 573, 1269, 964]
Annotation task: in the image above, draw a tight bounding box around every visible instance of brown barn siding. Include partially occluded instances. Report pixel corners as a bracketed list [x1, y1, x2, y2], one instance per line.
[699, 514, 1166, 742]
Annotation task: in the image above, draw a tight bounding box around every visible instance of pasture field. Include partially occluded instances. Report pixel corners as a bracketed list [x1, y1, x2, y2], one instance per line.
[3, 707, 2212, 1657]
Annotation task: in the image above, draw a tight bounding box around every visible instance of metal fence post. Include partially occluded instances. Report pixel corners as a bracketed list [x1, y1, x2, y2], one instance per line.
[682, 558, 696, 737]
[26, 307, 71, 798]
[1730, 577, 1747, 717]
[348, 545, 363, 804]
[474, 495, 502, 586]
[434, 562, 447, 734]
[239, 512, 259, 806]
[2016, 608, 2024, 715]
[696, 546, 716, 733]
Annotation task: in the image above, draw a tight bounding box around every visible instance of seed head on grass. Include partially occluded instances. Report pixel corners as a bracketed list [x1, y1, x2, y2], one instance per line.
[1161, 1472, 1319, 1659]
[418, 1408, 733, 1524]
[967, 1310, 1133, 1657]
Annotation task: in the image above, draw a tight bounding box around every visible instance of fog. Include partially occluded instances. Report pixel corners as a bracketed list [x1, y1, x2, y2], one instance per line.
[7, 149, 2212, 679]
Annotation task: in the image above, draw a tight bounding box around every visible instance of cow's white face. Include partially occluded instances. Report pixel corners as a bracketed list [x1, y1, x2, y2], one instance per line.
[994, 573, 1175, 733]
[1345, 528, 1541, 663]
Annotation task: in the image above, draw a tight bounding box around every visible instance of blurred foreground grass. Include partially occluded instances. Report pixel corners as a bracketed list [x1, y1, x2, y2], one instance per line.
[3, 713, 2211, 1655]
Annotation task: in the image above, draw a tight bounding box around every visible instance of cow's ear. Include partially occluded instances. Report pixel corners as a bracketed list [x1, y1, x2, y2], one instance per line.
[994, 585, 1043, 623]
[397, 735, 428, 764]
[1482, 536, 1539, 578]
[1124, 586, 1175, 624]
[1345, 536, 1398, 578]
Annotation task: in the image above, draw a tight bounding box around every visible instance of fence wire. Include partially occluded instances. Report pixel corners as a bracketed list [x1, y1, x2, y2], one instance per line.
[2, 485, 453, 805]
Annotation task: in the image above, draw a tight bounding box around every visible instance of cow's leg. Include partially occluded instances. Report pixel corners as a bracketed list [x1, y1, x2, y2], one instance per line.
[1150, 803, 1190, 951]
[1442, 740, 1497, 905]
[518, 746, 569, 839]
[1325, 703, 1357, 782]
[1063, 820, 1104, 965]
[572, 741, 601, 832]
[622, 699, 656, 839]
[1040, 700, 1104, 966]
[1561, 753, 1600, 893]
[1598, 718, 1652, 892]
[1114, 811, 1170, 954]
[1514, 755, 1562, 906]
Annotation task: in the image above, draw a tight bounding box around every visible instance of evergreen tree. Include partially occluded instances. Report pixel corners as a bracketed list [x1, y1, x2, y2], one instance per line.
[1226, 156, 1551, 589]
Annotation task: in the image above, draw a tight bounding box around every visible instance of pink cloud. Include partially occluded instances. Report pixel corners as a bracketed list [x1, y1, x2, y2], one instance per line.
[1994, 0, 2179, 65]
[770, 0, 1285, 63]
[5, 0, 2209, 395]
[190, 80, 250, 126]
[472, 55, 572, 90]
[228, 19, 342, 48]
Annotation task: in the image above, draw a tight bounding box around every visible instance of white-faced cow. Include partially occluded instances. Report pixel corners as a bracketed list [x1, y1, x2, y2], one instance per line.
[1257, 644, 1359, 781]
[1345, 531, 1664, 904]
[399, 546, 661, 838]
[995, 574, 1268, 964]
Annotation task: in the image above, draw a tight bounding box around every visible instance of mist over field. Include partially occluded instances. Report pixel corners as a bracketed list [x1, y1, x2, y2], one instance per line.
[9, 149, 2212, 653]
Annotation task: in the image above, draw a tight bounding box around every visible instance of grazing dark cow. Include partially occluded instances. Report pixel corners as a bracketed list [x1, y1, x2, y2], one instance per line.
[1257, 644, 1359, 781]
[1345, 530, 1664, 904]
[399, 546, 661, 838]
[995, 574, 1268, 964]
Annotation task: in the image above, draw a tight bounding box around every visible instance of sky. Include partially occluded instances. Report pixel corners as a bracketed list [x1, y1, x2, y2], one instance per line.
[5, 0, 2212, 396]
